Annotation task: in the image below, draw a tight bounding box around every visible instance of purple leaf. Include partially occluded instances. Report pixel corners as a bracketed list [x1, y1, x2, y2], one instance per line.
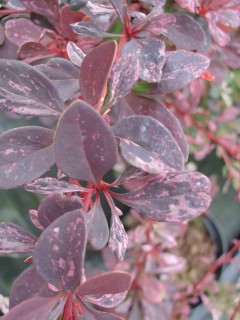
[71, 21, 118, 38]
[10, 265, 56, 309]
[54, 100, 117, 186]
[19, 0, 59, 21]
[143, 13, 176, 35]
[25, 178, 89, 194]
[35, 58, 80, 102]
[109, 54, 140, 103]
[59, 5, 85, 40]
[2, 296, 63, 320]
[79, 40, 117, 105]
[29, 210, 44, 230]
[86, 196, 109, 251]
[0, 60, 64, 116]
[109, 0, 127, 23]
[17, 42, 53, 63]
[84, 291, 128, 308]
[122, 39, 166, 83]
[124, 94, 189, 161]
[38, 193, 83, 228]
[112, 172, 211, 222]
[0, 24, 5, 45]
[112, 115, 184, 173]
[106, 195, 128, 262]
[0, 222, 36, 253]
[81, 302, 125, 320]
[149, 50, 210, 94]
[33, 210, 86, 292]
[67, 41, 85, 67]
[5, 18, 42, 47]
[77, 271, 131, 295]
[0, 127, 55, 189]
[222, 40, 240, 68]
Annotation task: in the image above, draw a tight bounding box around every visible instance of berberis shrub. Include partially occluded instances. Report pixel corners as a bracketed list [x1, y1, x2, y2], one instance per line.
[0, 0, 239, 319]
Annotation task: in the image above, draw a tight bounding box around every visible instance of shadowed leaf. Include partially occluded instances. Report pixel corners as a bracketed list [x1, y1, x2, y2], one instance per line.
[19, 0, 59, 21]
[0, 24, 5, 45]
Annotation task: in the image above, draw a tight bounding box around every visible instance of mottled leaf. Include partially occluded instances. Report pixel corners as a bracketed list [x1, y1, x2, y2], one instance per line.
[10, 265, 56, 309]
[38, 192, 83, 228]
[0, 127, 55, 189]
[149, 50, 210, 94]
[112, 115, 184, 173]
[0, 24, 5, 45]
[81, 302, 125, 320]
[33, 210, 86, 291]
[109, 0, 127, 23]
[67, 41, 85, 67]
[86, 196, 109, 251]
[0, 223, 36, 254]
[113, 165, 149, 186]
[112, 172, 211, 222]
[80, 41, 117, 105]
[84, 291, 128, 308]
[54, 100, 117, 186]
[25, 178, 88, 194]
[143, 13, 176, 35]
[71, 21, 118, 38]
[77, 271, 131, 295]
[19, 0, 59, 21]
[124, 94, 189, 161]
[0, 60, 64, 116]
[29, 210, 44, 230]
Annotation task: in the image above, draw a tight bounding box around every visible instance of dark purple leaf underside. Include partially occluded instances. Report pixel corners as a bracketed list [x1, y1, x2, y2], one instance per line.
[112, 172, 211, 222]
[124, 94, 189, 161]
[112, 115, 184, 173]
[10, 265, 56, 309]
[5, 18, 42, 47]
[149, 50, 210, 94]
[0, 24, 5, 45]
[19, 0, 59, 21]
[0, 222, 36, 253]
[67, 41, 85, 67]
[29, 210, 44, 230]
[0, 60, 64, 116]
[78, 271, 131, 295]
[38, 192, 83, 228]
[0, 127, 55, 189]
[2, 296, 62, 320]
[164, 14, 205, 50]
[109, 54, 140, 102]
[33, 210, 86, 292]
[25, 177, 88, 194]
[81, 302, 124, 320]
[109, 0, 127, 23]
[54, 101, 117, 186]
[79, 40, 117, 105]
[86, 196, 109, 251]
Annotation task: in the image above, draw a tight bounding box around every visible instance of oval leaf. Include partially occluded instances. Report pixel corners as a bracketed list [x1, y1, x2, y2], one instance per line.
[54, 100, 117, 186]
[67, 41, 85, 67]
[0, 127, 55, 189]
[19, 0, 59, 21]
[33, 210, 86, 292]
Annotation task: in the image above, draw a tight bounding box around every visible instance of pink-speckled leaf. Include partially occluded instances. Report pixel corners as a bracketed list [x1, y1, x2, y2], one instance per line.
[25, 178, 88, 194]
[77, 271, 131, 295]
[35, 58, 80, 102]
[143, 13, 176, 35]
[175, 0, 198, 13]
[0, 127, 55, 189]
[164, 14, 205, 50]
[113, 165, 149, 186]
[112, 115, 184, 173]
[5, 18, 42, 47]
[122, 39, 166, 83]
[29, 210, 44, 230]
[0, 24, 5, 45]
[112, 171, 211, 222]
[109, 54, 140, 103]
[17, 42, 53, 63]
[71, 21, 118, 38]
[10, 265, 56, 309]
[0, 60, 64, 116]
[86, 196, 109, 251]
[149, 50, 210, 94]
[19, 0, 59, 21]
[79, 40, 117, 105]
[2, 296, 63, 320]
[0, 222, 36, 253]
[33, 210, 86, 292]
[81, 302, 125, 320]
[109, 0, 127, 23]
[84, 291, 128, 308]
[106, 195, 128, 262]
[124, 94, 189, 161]
[38, 193, 83, 228]
[54, 100, 117, 186]
[67, 41, 85, 67]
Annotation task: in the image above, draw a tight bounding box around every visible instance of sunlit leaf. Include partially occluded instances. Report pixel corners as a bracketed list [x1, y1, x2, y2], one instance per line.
[67, 41, 85, 67]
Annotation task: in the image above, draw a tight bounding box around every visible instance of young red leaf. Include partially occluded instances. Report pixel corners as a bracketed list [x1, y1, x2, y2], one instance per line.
[112, 115, 184, 173]
[0, 222, 36, 253]
[112, 172, 211, 222]
[109, 0, 127, 24]
[0, 60, 64, 116]
[149, 50, 210, 94]
[19, 0, 59, 21]
[67, 41, 85, 67]
[86, 196, 109, 251]
[77, 271, 131, 295]
[79, 40, 117, 105]
[54, 100, 117, 186]
[33, 210, 86, 292]
[0, 127, 55, 189]
[38, 193, 83, 228]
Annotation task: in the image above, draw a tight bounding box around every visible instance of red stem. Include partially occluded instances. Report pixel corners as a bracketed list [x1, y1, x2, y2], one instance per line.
[230, 302, 240, 320]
